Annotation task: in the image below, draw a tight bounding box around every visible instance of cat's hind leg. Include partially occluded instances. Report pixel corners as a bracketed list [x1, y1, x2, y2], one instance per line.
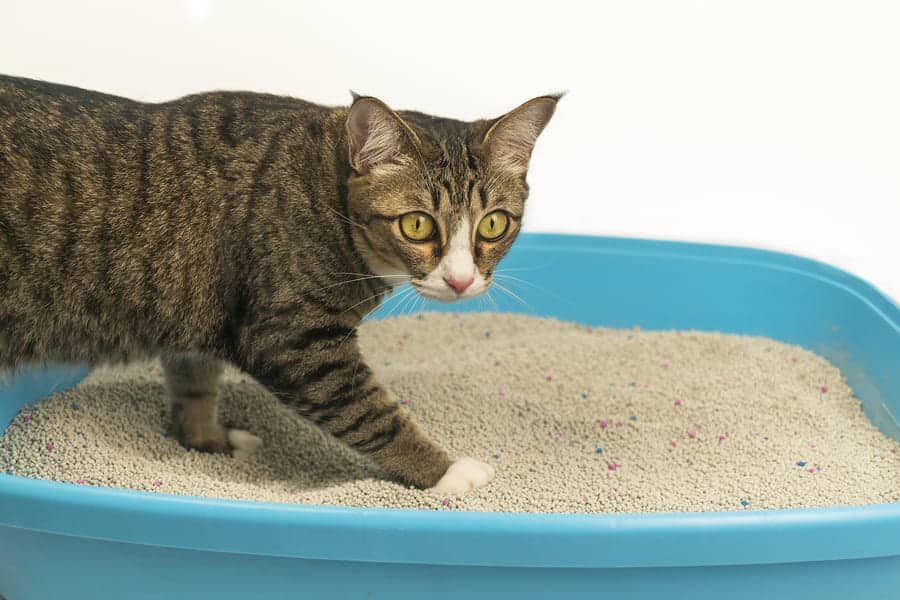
[161, 352, 261, 457]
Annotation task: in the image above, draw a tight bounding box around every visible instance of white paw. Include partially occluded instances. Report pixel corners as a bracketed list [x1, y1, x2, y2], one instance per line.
[429, 457, 495, 496]
[228, 429, 263, 460]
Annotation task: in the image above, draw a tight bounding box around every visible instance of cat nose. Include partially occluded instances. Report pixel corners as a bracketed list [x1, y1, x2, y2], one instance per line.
[444, 276, 474, 294]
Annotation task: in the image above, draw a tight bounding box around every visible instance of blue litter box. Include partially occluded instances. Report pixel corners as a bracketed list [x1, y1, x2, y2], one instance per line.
[1, 233, 898, 599]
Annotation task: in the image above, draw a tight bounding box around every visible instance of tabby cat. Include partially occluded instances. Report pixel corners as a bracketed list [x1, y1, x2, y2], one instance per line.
[0, 75, 558, 494]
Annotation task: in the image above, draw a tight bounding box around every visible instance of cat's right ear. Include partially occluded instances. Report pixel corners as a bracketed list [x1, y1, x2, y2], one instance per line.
[346, 96, 419, 174]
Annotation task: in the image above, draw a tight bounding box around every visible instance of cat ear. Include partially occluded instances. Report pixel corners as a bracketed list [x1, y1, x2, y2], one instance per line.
[482, 94, 562, 175]
[346, 96, 419, 173]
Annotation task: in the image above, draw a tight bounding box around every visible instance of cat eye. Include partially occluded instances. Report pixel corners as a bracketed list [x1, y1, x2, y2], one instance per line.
[477, 211, 510, 241]
[399, 212, 436, 242]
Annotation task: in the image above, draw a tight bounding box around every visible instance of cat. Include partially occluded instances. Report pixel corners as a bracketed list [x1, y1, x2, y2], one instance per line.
[0, 75, 558, 494]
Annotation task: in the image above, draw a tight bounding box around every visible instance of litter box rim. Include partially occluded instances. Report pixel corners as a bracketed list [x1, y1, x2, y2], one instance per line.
[0, 232, 898, 570]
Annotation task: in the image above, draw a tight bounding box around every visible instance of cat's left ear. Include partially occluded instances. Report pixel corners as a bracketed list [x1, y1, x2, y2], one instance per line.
[346, 95, 420, 174]
[482, 94, 562, 175]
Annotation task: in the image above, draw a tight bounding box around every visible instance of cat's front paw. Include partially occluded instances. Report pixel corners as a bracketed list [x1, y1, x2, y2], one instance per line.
[429, 457, 495, 496]
[227, 429, 263, 460]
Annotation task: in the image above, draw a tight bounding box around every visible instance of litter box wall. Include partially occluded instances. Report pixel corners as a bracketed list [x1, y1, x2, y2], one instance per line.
[1, 233, 898, 600]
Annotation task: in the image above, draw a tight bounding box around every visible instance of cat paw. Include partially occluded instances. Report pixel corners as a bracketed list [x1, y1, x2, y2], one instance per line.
[170, 424, 232, 454]
[228, 429, 263, 460]
[429, 457, 495, 496]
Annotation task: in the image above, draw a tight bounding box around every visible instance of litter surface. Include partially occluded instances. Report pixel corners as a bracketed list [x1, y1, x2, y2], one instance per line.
[2, 313, 898, 513]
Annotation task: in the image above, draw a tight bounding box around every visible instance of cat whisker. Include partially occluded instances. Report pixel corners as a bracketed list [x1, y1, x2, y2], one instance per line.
[492, 264, 552, 274]
[338, 286, 414, 350]
[332, 271, 409, 278]
[382, 286, 417, 321]
[485, 288, 500, 312]
[399, 289, 420, 317]
[341, 289, 391, 318]
[493, 273, 574, 308]
[322, 204, 369, 230]
[313, 273, 409, 294]
[491, 281, 532, 310]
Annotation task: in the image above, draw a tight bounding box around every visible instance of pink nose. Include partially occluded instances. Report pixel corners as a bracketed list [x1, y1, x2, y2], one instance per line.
[444, 276, 474, 294]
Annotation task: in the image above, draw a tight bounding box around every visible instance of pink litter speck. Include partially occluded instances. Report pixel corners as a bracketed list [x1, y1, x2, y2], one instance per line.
[891, 448, 897, 454]
[808, 442, 817, 449]
[553, 431, 562, 438]
[23, 414, 33, 423]
[607, 463, 620, 471]
[643, 383, 651, 389]
[599, 420, 609, 429]
[585, 327, 593, 334]
[674, 399, 682, 407]
[676, 330, 683, 337]
[400, 399, 410, 406]
[687, 431, 697, 439]
[718, 434, 728, 442]
[544, 374, 553, 382]
[441, 498, 451, 507]
[46, 442, 55, 452]
[661, 362, 669, 369]
[582, 496, 589, 504]
[452, 313, 460, 319]
[152, 480, 162, 488]
[76, 479, 85, 485]
[670, 440, 678, 448]
[806, 468, 816, 474]
[494, 360, 502, 367]
[820, 385, 828, 393]
[498, 390, 507, 397]
[791, 357, 798, 363]
[615, 421, 624, 428]
[240, 378, 247, 384]
[715, 378, 722, 384]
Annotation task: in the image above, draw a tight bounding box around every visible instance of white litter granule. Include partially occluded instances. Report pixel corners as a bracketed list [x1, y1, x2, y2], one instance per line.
[1, 312, 898, 513]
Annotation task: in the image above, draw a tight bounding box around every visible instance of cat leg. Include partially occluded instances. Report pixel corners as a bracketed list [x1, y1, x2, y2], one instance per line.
[239, 328, 493, 493]
[162, 352, 261, 456]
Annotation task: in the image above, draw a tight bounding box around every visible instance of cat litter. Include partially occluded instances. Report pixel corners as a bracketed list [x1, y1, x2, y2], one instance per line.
[1, 312, 898, 513]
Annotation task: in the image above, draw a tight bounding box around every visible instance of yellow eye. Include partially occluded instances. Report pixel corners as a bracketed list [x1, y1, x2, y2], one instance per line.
[477, 211, 509, 241]
[399, 212, 436, 242]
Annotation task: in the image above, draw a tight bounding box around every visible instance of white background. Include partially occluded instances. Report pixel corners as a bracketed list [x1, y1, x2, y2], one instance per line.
[3, 0, 898, 300]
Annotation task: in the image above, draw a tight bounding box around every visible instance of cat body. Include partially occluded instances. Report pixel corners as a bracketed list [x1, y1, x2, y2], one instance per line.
[0, 75, 557, 492]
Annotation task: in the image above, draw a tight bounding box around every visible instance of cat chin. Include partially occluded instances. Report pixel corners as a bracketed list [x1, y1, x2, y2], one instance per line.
[413, 286, 487, 304]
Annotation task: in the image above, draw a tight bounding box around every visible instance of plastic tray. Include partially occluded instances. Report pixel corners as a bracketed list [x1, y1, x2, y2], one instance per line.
[1, 233, 898, 599]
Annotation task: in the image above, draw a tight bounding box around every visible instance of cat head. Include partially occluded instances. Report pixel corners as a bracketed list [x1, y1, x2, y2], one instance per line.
[345, 93, 559, 302]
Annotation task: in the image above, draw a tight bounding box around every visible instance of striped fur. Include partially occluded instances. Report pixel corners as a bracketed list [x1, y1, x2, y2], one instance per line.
[0, 75, 557, 488]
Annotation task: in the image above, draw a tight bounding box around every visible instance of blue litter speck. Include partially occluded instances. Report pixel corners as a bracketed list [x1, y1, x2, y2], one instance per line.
[70, 402, 80, 410]
[629, 415, 637, 421]
[581, 392, 589, 399]
[763, 436, 769, 441]
[484, 331, 491, 337]
[492, 453, 500, 459]
[384, 361, 391, 367]
[163, 432, 171, 438]
[741, 500, 749, 507]
[797, 460, 806, 467]
[595, 447, 603, 454]
[628, 382, 636, 387]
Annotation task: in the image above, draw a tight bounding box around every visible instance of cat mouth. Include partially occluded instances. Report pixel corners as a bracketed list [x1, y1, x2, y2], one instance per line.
[410, 279, 487, 303]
